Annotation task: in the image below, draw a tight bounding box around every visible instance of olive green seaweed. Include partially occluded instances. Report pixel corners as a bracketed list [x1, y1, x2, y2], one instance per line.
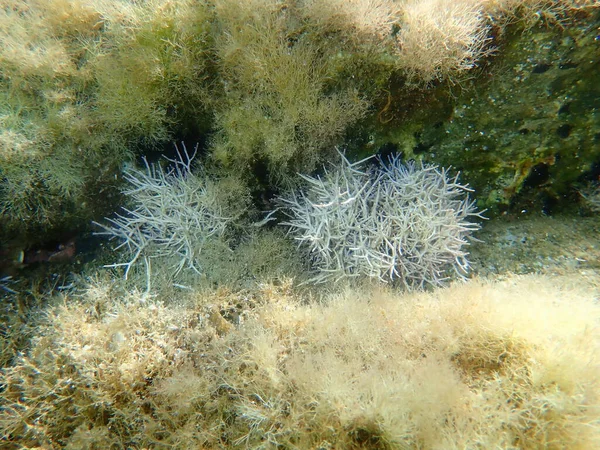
[1, 0, 598, 241]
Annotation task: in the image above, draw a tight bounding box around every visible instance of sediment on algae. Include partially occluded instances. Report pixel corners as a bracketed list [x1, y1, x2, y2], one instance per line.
[2, 4, 600, 449]
[1, 274, 599, 449]
[2, 0, 598, 242]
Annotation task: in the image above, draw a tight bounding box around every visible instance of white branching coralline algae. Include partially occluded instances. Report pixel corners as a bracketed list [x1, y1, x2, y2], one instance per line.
[95, 143, 230, 281]
[279, 151, 484, 289]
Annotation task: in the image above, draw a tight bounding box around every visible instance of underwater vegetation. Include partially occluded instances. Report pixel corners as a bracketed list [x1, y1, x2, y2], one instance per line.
[94, 143, 241, 282]
[98, 144, 483, 290]
[1, 274, 599, 448]
[1, 0, 598, 244]
[279, 151, 483, 287]
[0, 0, 212, 239]
[94, 141, 305, 291]
[1, 1, 600, 449]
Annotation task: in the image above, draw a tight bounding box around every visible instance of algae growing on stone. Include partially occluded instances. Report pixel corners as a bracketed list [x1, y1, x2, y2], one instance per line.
[1, 1, 600, 448]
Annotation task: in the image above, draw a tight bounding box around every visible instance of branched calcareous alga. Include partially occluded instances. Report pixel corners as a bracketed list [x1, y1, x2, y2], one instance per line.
[279, 150, 485, 288]
[95, 143, 231, 283]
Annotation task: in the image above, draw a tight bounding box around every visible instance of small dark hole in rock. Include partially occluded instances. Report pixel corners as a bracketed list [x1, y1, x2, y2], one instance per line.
[524, 163, 550, 188]
[532, 63, 551, 74]
[558, 102, 571, 115]
[556, 124, 572, 139]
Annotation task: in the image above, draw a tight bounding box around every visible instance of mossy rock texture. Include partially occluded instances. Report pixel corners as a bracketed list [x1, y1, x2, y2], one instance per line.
[1, 0, 599, 246]
[370, 11, 600, 213]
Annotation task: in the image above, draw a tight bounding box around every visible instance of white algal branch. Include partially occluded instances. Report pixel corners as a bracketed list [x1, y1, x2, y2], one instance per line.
[279, 150, 484, 289]
[95, 143, 231, 282]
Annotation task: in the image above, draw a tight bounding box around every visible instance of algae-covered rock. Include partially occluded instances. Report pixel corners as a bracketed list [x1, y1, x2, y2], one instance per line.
[1, 0, 598, 246]
[370, 10, 600, 213]
[438, 18, 599, 212]
[3, 4, 600, 448]
[0, 0, 212, 244]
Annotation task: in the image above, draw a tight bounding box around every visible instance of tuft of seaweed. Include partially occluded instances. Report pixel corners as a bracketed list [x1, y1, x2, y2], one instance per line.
[1, 274, 599, 448]
[278, 150, 484, 288]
